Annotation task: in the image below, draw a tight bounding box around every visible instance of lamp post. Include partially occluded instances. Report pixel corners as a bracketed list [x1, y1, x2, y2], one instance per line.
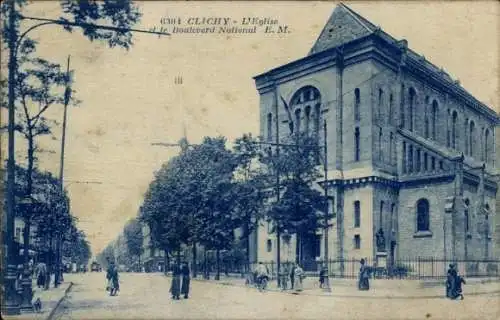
[2, 3, 169, 314]
[257, 121, 330, 291]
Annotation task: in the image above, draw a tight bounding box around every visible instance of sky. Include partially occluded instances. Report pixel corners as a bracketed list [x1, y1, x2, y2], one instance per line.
[1, 1, 498, 256]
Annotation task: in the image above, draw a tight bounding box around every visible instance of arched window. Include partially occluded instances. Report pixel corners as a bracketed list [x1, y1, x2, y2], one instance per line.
[388, 93, 394, 125]
[431, 100, 438, 140]
[267, 113, 273, 141]
[408, 145, 414, 173]
[402, 141, 407, 173]
[354, 127, 360, 161]
[400, 84, 405, 128]
[290, 86, 321, 136]
[389, 132, 394, 165]
[379, 128, 383, 162]
[416, 199, 430, 232]
[416, 149, 421, 172]
[424, 96, 429, 138]
[354, 201, 361, 227]
[354, 88, 361, 121]
[452, 111, 458, 149]
[464, 199, 470, 233]
[304, 106, 311, 136]
[266, 239, 272, 252]
[314, 104, 320, 138]
[408, 88, 416, 131]
[464, 119, 469, 155]
[447, 109, 451, 147]
[469, 121, 475, 157]
[378, 88, 384, 121]
[295, 108, 302, 134]
[424, 152, 428, 171]
[484, 129, 490, 164]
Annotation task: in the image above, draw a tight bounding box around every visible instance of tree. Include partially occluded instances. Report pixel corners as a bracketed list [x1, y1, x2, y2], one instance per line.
[123, 218, 143, 269]
[262, 133, 329, 264]
[232, 133, 268, 267]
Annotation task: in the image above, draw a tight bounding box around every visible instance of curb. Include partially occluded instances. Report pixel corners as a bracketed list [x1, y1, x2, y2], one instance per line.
[190, 277, 500, 299]
[46, 282, 73, 320]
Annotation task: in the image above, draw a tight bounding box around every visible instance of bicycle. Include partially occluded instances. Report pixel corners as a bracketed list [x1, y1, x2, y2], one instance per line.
[256, 275, 269, 292]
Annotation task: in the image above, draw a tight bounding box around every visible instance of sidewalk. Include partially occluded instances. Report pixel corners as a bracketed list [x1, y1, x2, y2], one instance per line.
[3, 281, 73, 320]
[191, 274, 500, 299]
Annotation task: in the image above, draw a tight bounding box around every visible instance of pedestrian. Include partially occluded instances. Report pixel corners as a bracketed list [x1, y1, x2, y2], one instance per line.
[170, 263, 181, 300]
[358, 258, 370, 291]
[35, 261, 47, 289]
[106, 261, 120, 296]
[293, 264, 304, 293]
[319, 265, 327, 289]
[181, 262, 191, 299]
[446, 264, 457, 299]
[280, 265, 289, 290]
[454, 271, 466, 300]
[289, 263, 295, 290]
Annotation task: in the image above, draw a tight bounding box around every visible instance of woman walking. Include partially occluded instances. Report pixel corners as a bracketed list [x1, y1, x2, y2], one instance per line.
[293, 264, 304, 293]
[358, 259, 370, 291]
[170, 263, 181, 300]
[106, 261, 120, 296]
[180, 262, 191, 299]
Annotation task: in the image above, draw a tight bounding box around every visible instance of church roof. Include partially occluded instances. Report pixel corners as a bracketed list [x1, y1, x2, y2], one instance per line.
[309, 3, 380, 55]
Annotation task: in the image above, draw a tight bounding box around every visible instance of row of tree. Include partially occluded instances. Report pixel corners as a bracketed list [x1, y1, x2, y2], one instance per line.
[2, 0, 144, 280]
[95, 218, 143, 271]
[137, 133, 330, 279]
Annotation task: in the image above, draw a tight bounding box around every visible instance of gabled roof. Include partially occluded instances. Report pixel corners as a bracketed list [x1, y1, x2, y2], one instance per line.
[309, 3, 379, 55]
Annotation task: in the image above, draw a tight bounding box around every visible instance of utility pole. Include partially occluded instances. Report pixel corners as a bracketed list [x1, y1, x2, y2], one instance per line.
[55, 55, 71, 288]
[3, 0, 21, 314]
[322, 120, 331, 292]
[273, 82, 281, 288]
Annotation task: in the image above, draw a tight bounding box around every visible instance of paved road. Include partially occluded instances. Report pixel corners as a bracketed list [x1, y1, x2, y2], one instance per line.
[53, 273, 500, 320]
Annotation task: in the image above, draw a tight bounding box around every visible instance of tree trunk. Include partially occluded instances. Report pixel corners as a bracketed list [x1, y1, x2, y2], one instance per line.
[164, 249, 169, 274]
[176, 250, 181, 265]
[295, 233, 301, 265]
[204, 250, 209, 279]
[215, 249, 221, 280]
[192, 242, 197, 278]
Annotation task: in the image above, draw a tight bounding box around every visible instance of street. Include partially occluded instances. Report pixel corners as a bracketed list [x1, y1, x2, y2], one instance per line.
[53, 273, 500, 320]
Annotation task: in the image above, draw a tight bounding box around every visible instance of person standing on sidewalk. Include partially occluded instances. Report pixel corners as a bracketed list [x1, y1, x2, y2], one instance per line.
[180, 262, 191, 299]
[293, 264, 304, 293]
[170, 263, 181, 300]
[289, 263, 295, 290]
[35, 261, 47, 289]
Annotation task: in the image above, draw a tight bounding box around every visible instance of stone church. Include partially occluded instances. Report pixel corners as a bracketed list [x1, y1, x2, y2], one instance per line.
[251, 3, 499, 272]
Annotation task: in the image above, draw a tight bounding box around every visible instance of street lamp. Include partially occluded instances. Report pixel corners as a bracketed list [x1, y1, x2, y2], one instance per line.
[256, 120, 331, 291]
[2, 3, 169, 314]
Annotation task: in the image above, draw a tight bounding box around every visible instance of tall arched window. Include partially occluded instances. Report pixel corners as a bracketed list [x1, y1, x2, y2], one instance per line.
[447, 109, 451, 147]
[469, 121, 475, 157]
[388, 93, 394, 125]
[484, 129, 490, 164]
[354, 127, 360, 161]
[389, 132, 394, 165]
[424, 96, 429, 138]
[416, 199, 430, 232]
[464, 199, 470, 233]
[464, 119, 469, 155]
[378, 88, 384, 121]
[400, 84, 405, 128]
[408, 88, 416, 131]
[408, 145, 414, 173]
[431, 100, 438, 140]
[314, 104, 320, 138]
[267, 113, 273, 141]
[354, 88, 361, 121]
[402, 141, 407, 173]
[295, 109, 302, 134]
[452, 111, 458, 149]
[305, 106, 311, 136]
[290, 86, 321, 137]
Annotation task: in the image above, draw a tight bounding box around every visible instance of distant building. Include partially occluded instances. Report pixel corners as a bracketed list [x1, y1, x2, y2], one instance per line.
[140, 223, 165, 272]
[252, 3, 499, 270]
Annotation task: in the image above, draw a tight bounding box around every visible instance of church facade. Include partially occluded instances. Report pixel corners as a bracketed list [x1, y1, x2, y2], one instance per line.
[251, 3, 499, 271]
